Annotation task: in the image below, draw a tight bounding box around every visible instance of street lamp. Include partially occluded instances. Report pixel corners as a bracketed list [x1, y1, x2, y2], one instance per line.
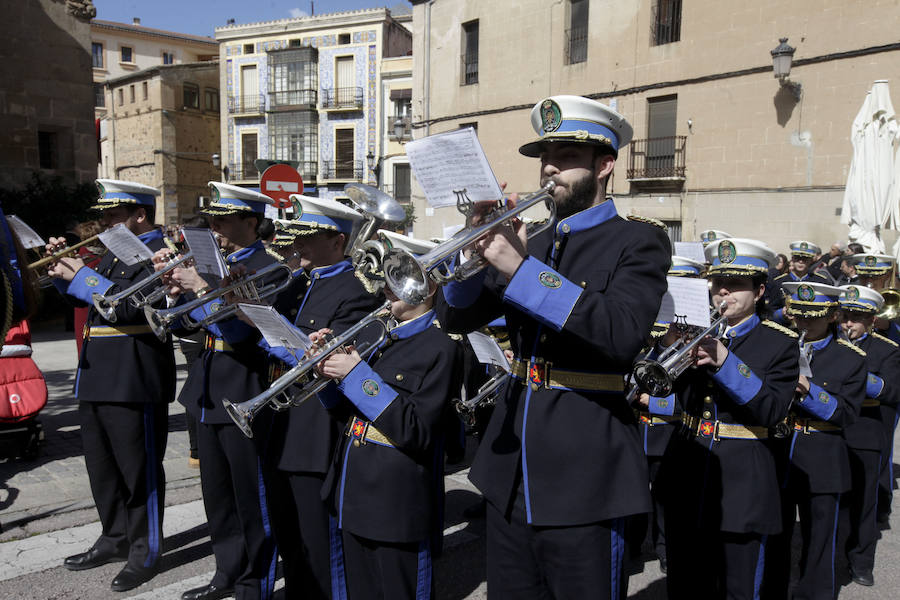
[771, 38, 802, 100]
[392, 117, 406, 141]
[366, 151, 381, 187]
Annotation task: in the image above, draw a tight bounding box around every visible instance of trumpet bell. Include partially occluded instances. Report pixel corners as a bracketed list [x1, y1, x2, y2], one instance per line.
[383, 248, 430, 305]
[877, 288, 900, 321]
[632, 360, 674, 397]
[344, 184, 407, 223]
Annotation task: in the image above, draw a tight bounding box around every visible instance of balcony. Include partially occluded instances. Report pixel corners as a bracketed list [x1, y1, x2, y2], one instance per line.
[268, 89, 317, 111]
[385, 115, 412, 141]
[321, 87, 364, 110]
[627, 136, 686, 190]
[296, 160, 318, 181]
[226, 164, 259, 182]
[227, 94, 265, 115]
[321, 160, 364, 181]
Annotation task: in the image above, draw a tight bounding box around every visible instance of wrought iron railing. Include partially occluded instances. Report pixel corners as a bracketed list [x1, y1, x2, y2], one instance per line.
[385, 115, 412, 141]
[226, 164, 260, 182]
[321, 87, 364, 109]
[627, 136, 687, 179]
[321, 160, 364, 180]
[460, 52, 478, 85]
[227, 94, 265, 114]
[268, 89, 318, 109]
[565, 26, 588, 64]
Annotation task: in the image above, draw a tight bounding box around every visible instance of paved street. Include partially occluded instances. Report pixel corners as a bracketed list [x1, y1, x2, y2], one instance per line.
[1, 328, 900, 598]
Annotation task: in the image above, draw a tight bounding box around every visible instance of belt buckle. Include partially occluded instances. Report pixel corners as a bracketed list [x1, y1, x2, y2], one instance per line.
[528, 359, 547, 391]
[793, 418, 810, 434]
[697, 419, 718, 440]
[347, 418, 368, 445]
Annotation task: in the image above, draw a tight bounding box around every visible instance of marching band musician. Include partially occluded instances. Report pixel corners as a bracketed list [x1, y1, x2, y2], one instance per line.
[850, 253, 900, 525]
[632, 255, 706, 574]
[47, 180, 175, 592]
[838, 285, 900, 586]
[657, 239, 798, 599]
[768, 241, 832, 324]
[435, 95, 671, 598]
[261, 195, 384, 600]
[161, 182, 278, 600]
[309, 231, 463, 599]
[699, 230, 732, 247]
[764, 281, 865, 600]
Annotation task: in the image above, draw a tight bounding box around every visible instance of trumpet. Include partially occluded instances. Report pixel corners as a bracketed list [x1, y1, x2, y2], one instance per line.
[224, 301, 392, 438]
[92, 252, 193, 322]
[28, 235, 105, 287]
[381, 181, 557, 305]
[454, 365, 509, 427]
[143, 262, 293, 341]
[630, 301, 729, 397]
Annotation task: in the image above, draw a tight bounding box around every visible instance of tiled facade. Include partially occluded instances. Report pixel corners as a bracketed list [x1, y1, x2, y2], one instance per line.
[216, 9, 411, 203]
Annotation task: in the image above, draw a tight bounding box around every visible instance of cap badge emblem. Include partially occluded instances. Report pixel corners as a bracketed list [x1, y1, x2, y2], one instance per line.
[846, 286, 860, 301]
[540, 99, 562, 133]
[708, 232, 717, 241]
[717, 240, 736, 264]
[800, 242, 808, 250]
[797, 284, 816, 302]
[95, 181, 106, 198]
[865, 255, 877, 267]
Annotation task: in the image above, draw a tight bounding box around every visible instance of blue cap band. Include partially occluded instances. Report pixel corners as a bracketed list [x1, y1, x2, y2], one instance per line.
[101, 191, 156, 207]
[298, 212, 354, 235]
[544, 119, 619, 151]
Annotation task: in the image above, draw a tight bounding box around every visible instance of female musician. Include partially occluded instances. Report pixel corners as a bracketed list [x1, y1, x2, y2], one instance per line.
[659, 238, 798, 600]
[763, 281, 865, 600]
[837, 285, 900, 587]
[310, 233, 463, 600]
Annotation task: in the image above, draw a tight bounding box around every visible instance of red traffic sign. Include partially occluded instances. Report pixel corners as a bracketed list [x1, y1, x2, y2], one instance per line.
[260, 164, 303, 209]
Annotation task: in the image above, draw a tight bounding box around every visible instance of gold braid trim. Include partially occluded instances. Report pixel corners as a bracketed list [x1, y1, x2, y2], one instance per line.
[761, 320, 799, 338]
[872, 332, 899, 348]
[838, 338, 867, 357]
[626, 215, 667, 230]
[354, 268, 382, 295]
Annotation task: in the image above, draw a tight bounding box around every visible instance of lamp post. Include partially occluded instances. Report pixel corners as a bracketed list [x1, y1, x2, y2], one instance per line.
[771, 38, 802, 100]
[211, 153, 225, 182]
[366, 151, 382, 188]
[392, 117, 406, 141]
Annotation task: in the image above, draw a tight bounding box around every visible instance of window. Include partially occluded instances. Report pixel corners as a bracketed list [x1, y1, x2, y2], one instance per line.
[129, 85, 135, 103]
[241, 133, 258, 178]
[117, 88, 124, 106]
[239, 64, 259, 111]
[335, 128, 355, 178]
[183, 83, 199, 109]
[142, 81, 148, 100]
[92, 42, 104, 68]
[459, 122, 478, 132]
[120, 46, 133, 63]
[94, 83, 105, 107]
[566, 0, 589, 64]
[338, 33, 351, 45]
[647, 95, 677, 173]
[289, 38, 303, 48]
[243, 43, 254, 55]
[269, 48, 318, 108]
[652, 0, 682, 45]
[269, 111, 318, 175]
[662, 220, 682, 243]
[38, 131, 58, 169]
[205, 88, 219, 112]
[162, 52, 174, 65]
[461, 20, 479, 85]
[393, 164, 411, 204]
[335, 56, 356, 106]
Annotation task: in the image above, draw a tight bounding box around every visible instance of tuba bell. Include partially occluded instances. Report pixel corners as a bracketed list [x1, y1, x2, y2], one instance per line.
[876, 288, 900, 321]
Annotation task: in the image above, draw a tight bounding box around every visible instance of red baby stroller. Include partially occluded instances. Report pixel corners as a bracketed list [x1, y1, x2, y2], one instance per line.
[0, 320, 47, 460]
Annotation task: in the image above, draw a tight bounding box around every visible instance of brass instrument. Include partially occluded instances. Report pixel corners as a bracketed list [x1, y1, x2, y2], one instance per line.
[454, 365, 508, 427]
[382, 181, 557, 305]
[92, 252, 193, 321]
[28, 235, 105, 286]
[876, 287, 900, 321]
[224, 301, 392, 437]
[630, 301, 729, 397]
[343, 183, 407, 267]
[143, 262, 294, 341]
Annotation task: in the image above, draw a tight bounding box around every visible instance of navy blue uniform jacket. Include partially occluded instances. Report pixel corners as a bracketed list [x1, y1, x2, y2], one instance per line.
[844, 332, 900, 451]
[437, 200, 671, 526]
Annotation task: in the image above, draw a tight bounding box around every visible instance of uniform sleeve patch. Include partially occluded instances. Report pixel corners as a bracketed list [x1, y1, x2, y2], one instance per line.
[538, 271, 562, 288]
[85, 275, 99, 287]
[818, 391, 830, 404]
[362, 379, 380, 396]
[738, 363, 752, 378]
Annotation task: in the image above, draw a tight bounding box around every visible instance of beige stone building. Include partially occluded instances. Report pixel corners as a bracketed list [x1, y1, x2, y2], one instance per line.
[100, 62, 221, 224]
[409, 0, 900, 253]
[91, 19, 217, 121]
[0, 0, 98, 189]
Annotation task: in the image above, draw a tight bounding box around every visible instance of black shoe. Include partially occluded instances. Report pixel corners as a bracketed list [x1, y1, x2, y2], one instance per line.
[111, 564, 157, 592]
[63, 547, 128, 571]
[181, 583, 235, 600]
[659, 556, 668, 574]
[849, 565, 874, 586]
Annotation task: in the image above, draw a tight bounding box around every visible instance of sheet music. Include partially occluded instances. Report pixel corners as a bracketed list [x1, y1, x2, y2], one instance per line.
[182, 227, 228, 279]
[655, 276, 712, 327]
[238, 303, 312, 351]
[7, 215, 45, 248]
[467, 331, 511, 372]
[98, 223, 154, 265]
[406, 128, 503, 208]
[673, 242, 706, 264]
